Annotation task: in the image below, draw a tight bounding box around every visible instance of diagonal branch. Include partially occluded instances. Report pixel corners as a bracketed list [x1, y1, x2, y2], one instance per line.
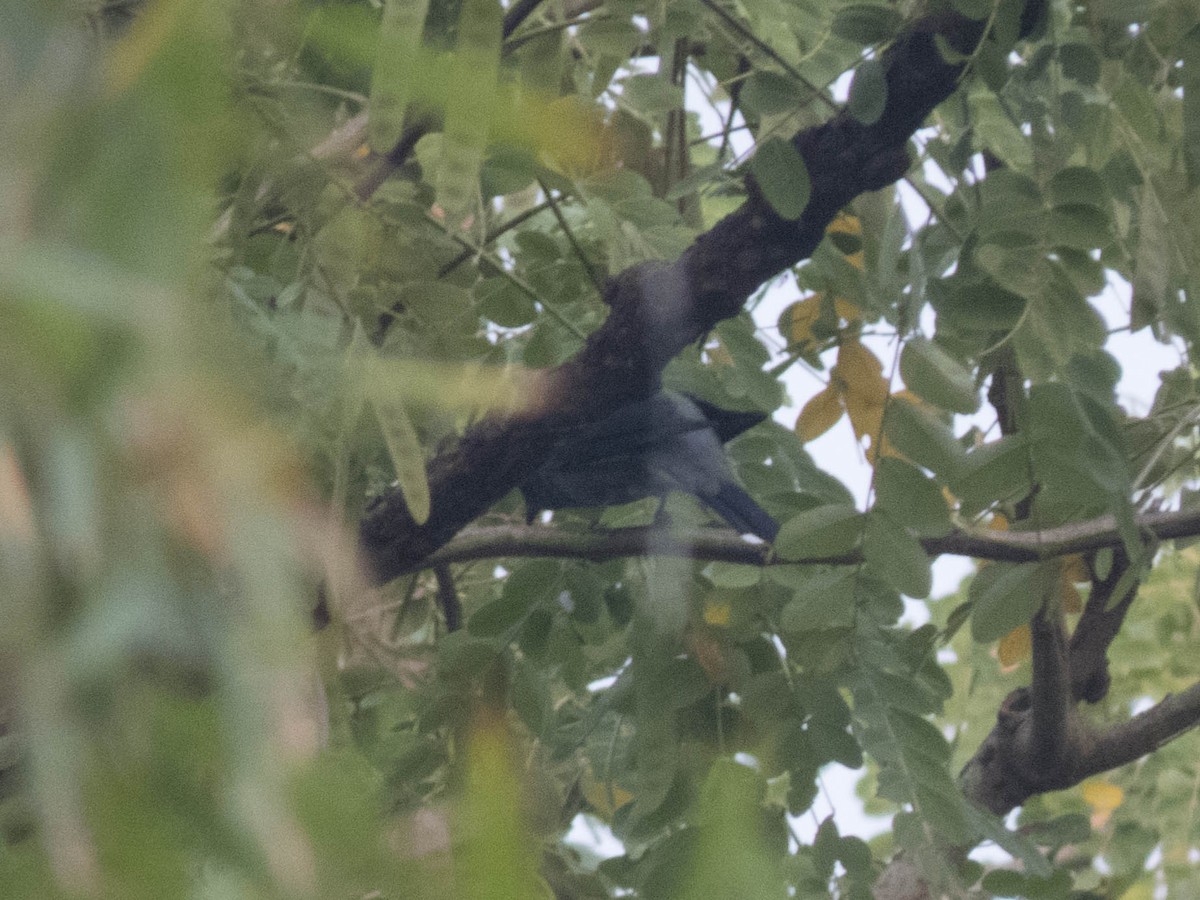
[1080, 681, 1200, 775]
[359, 4, 1050, 584]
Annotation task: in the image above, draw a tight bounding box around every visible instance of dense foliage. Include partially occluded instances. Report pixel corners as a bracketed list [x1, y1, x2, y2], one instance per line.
[4, 0, 1200, 897]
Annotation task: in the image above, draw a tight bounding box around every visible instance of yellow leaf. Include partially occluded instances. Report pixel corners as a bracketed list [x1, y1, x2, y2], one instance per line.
[1062, 554, 1089, 584]
[998, 625, 1031, 671]
[1082, 779, 1124, 828]
[834, 297, 861, 322]
[836, 339, 887, 404]
[844, 393, 884, 443]
[581, 768, 633, 818]
[686, 629, 731, 683]
[706, 336, 735, 367]
[534, 95, 612, 176]
[837, 340, 887, 448]
[827, 212, 862, 236]
[785, 295, 823, 346]
[1061, 579, 1083, 614]
[796, 385, 844, 443]
[989, 513, 1009, 531]
[703, 596, 732, 627]
[846, 251, 865, 270]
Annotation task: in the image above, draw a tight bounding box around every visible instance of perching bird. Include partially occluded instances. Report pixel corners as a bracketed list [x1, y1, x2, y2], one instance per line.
[520, 392, 779, 541]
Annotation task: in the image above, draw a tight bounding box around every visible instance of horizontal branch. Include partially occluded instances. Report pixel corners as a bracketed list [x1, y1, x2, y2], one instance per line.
[398, 506, 1200, 576]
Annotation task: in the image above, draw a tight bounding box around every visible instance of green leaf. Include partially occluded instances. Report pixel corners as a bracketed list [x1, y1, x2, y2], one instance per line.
[951, 0, 993, 19]
[964, 804, 1053, 878]
[741, 70, 803, 117]
[900, 336, 980, 414]
[864, 511, 932, 598]
[832, 4, 903, 44]
[476, 276, 537, 327]
[874, 457, 952, 537]
[848, 58, 887, 126]
[883, 398, 965, 479]
[781, 569, 858, 632]
[1059, 42, 1101, 85]
[774, 504, 863, 560]
[950, 435, 1034, 515]
[619, 73, 684, 116]
[929, 275, 1027, 333]
[674, 760, 787, 900]
[969, 89, 1033, 170]
[1046, 204, 1112, 250]
[469, 560, 561, 636]
[969, 561, 1054, 643]
[852, 670, 968, 841]
[437, 0, 502, 225]
[369, 0, 432, 152]
[365, 368, 430, 526]
[1046, 166, 1109, 208]
[749, 137, 811, 221]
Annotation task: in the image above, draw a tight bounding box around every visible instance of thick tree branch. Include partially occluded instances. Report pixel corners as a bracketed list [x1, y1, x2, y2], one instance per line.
[1027, 606, 1073, 776]
[359, 4, 1049, 583]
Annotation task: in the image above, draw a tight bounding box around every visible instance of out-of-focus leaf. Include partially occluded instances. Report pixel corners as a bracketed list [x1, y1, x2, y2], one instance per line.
[369, 0, 432, 152]
[673, 759, 787, 899]
[832, 4, 903, 44]
[436, 0, 502, 225]
[457, 711, 546, 899]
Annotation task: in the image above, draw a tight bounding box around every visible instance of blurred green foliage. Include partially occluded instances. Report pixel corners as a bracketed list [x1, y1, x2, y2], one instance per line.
[3, 0, 1200, 898]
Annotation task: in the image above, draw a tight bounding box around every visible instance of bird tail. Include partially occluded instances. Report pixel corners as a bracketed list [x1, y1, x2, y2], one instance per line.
[702, 483, 779, 542]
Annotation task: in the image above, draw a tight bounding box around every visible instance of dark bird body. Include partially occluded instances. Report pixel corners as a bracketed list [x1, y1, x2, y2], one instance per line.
[520, 393, 779, 541]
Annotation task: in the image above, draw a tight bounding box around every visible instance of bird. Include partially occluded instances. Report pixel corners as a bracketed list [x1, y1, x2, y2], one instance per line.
[519, 392, 779, 541]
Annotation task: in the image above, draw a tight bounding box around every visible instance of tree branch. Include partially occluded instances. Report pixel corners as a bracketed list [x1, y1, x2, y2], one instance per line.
[1081, 680, 1200, 775]
[1027, 605, 1073, 775]
[502, 0, 547, 40]
[384, 506, 1200, 577]
[1068, 548, 1136, 703]
[359, 4, 1050, 583]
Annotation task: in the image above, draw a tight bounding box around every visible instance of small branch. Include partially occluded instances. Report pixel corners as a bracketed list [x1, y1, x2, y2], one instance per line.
[383, 506, 1200, 578]
[537, 178, 604, 289]
[422, 524, 772, 572]
[437, 197, 561, 278]
[433, 564, 462, 632]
